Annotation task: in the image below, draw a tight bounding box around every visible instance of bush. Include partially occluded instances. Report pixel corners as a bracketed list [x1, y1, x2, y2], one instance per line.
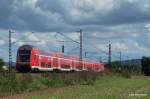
[0, 58, 5, 70]
[141, 56, 150, 76]
[0, 71, 99, 97]
[0, 73, 18, 96]
[105, 60, 142, 78]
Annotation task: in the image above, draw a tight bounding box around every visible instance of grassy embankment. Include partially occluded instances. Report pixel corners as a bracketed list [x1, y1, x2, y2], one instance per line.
[0, 72, 97, 97]
[30, 75, 150, 99]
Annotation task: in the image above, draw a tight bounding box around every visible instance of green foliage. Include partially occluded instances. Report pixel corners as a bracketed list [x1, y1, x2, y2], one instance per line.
[141, 56, 150, 76]
[0, 72, 98, 97]
[105, 61, 141, 78]
[0, 58, 5, 69]
[30, 75, 150, 99]
[0, 74, 18, 96]
[32, 72, 98, 88]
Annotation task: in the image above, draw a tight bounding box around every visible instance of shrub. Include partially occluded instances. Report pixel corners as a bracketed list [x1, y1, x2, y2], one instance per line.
[0, 71, 99, 97]
[141, 56, 150, 76]
[0, 58, 5, 70]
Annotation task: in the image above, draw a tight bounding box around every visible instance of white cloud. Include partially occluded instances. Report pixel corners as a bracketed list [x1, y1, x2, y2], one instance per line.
[145, 24, 150, 31]
[14, 0, 38, 9]
[37, 40, 47, 47]
[96, 44, 108, 51]
[91, 32, 116, 38]
[67, 32, 80, 41]
[0, 40, 5, 45]
[112, 42, 128, 50]
[27, 33, 39, 41]
[1, 0, 150, 61]
[63, 0, 116, 24]
[137, 0, 150, 12]
[130, 33, 139, 37]
[11, 37, 18, 43]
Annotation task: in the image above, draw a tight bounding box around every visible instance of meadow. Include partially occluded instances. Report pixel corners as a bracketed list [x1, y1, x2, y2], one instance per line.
[29, 75, 150, 99]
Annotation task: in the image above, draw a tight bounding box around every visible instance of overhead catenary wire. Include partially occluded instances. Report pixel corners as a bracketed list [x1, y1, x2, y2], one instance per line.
[55, 31, 108, 62]
[56, 32, 80, 44]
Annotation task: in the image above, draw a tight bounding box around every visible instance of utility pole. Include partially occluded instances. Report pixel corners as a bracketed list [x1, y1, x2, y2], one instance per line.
[8, 31, 39, 73]
[79, 29, 82, 61]
[56, 31, 82, 60]
[119, 51, 122, 66]
[108, 42, 111, 65]
[85, 52, 87, 58]
[9, 30, 14, 73]
[127, 56, 130, 65]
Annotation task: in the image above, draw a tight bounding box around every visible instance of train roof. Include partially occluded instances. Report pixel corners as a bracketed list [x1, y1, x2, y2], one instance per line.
[18, 44, 76, 56]
[18, 45, 102, 64]
[18, 45, 34, 50]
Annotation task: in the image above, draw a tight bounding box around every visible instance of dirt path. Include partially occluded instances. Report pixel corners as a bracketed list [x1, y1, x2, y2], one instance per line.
[0, 87, 66, 99]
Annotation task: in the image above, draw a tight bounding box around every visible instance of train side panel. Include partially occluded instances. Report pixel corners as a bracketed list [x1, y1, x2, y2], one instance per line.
[60, 58, 71, 71]
[16, 45, 105, 73]
[30, 48, 40, 71]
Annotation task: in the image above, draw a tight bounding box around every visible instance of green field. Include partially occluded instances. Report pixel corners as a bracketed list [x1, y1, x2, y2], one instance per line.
[29, 75, 150, 99]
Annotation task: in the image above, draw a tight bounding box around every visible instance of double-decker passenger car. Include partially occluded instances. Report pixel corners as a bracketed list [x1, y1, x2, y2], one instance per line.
[16, 45, 104, 73]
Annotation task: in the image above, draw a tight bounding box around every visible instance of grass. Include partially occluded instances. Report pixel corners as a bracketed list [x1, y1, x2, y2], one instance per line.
[29, 75, 150, 99]
[0, 72, 98, 97]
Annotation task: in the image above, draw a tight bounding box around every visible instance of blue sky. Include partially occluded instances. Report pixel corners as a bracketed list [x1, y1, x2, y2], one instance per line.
[0, 0, 150, 62]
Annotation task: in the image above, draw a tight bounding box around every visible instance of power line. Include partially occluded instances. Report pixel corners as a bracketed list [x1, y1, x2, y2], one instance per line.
[89, 44, 108, 54]
[56, 31, 108, 62]
[12, 32, 40, 45]
[56, 31, 82, 60]
[8, 31, 41, 71]
[56, 32, 80, 44]
[66, 46, 79, 54]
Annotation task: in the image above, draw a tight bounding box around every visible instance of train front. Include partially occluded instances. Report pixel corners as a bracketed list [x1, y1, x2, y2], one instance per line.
[16, 45, 33, 72]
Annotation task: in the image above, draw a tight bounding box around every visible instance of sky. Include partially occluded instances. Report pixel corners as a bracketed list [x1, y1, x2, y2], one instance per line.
[0, 0, 150, 62]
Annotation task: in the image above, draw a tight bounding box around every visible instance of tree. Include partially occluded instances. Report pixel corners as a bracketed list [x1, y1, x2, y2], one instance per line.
[0, 58, 5, 69]
[141, 56, 150, 76]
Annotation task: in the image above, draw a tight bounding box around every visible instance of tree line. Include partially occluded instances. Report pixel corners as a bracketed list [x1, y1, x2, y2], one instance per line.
[141, 56, 150, 76]
[0, 58, 4, 70]
[105, 61, 141, 75]
[105, 56, 150, 76]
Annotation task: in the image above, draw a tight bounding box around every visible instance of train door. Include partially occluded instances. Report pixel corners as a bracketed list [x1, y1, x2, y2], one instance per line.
[40, 56, 45, 68]
[47, 57, 51, 68]
[83, 62, 87, 71]
[52, 57, 60, 69]
[71, 60, 75, 70]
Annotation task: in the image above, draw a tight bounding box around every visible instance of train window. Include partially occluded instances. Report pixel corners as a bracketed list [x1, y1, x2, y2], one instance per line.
[36, 55, 38, 60]
[53, 58, 58, 62]
[45, 64, 47, 67]
[19, 50, 30, 62]
[48, 62, 51, 68]
[41, 62, 45, 66]
[19, 50, 30, 54]
[61, 64, 70, 69]
[34, 55, 36, 60]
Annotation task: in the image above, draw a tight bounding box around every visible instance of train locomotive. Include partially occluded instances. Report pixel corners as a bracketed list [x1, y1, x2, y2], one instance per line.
[16, 45, 104, 73]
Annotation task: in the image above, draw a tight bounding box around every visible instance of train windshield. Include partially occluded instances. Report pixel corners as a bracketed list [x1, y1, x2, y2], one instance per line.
[19, 50, 31, 62]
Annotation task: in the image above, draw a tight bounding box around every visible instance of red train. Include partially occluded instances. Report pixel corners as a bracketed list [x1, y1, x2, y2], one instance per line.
[16, 45, 104, 73]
